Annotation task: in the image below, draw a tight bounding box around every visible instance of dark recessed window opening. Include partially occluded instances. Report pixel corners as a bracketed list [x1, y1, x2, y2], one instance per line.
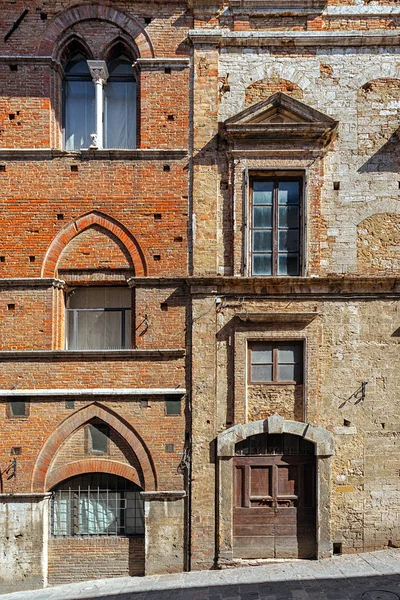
[87, 423, 109, 454]
[249, 341, 303, 384]
[9, 64, 18, 72]
[9, 400, 28, 417]
[251, 177, 301, 276]
[66, 286, 131, 350]
[333, 543, 342, 555]
[333, 181, 340, 190]
[166, 396, 181, 416]
[51, 473, 144, 537]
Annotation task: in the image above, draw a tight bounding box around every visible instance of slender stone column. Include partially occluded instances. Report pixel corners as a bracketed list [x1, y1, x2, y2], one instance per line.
[87, 60, 109, 149]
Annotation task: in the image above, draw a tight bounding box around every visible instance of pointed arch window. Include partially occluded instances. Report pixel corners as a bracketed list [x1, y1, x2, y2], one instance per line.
[64, 53, 95, 151]
[63, 52, 136, 150]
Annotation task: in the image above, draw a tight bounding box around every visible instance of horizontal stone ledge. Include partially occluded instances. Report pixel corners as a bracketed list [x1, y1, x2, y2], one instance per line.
[188, 29, 400, 47]
[135, 58, 190, 70]
[0, 387, 186, 397]
[227, 4, 400, 16]
[0, 149, 188, 161]
[0, 349, 185, 361]
[0, 493, 52, 499]
[0, 277, 65, 289]
[236, 312, 319, 324]
[141, 490, 186, 499]
[0, 55, 60, 66]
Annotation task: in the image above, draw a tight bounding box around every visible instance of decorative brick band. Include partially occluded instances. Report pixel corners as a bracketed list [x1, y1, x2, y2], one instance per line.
[32, 402, 157, 492]
[46, 459, 142, 490]
[37, 3, 154, 59]
[41, 210, 147, 278]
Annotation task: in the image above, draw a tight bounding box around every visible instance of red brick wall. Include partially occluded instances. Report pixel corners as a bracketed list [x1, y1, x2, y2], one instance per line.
[48, 537, 145, 584]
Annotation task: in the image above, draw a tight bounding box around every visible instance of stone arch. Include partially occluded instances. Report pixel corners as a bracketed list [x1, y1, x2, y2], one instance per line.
[41, 210, 147, 277]
[37, 3, 154, 59]
[217, 413, 334, 457]
[46, 459, 142, 490]
[351, 66, 400, 90]
[245, 78, 303, 107]
[100, 35, 138, 63]
[32, 402, 157, 492]
[56, 32, 94, 64]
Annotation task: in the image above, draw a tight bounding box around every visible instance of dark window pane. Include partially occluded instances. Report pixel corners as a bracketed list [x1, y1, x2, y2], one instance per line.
[253, 181, 274, 205]
[253, 230, 272, 252]
[278, 181, 300, 205]
[278, 253, 299, 276]
[10, 401, 26, 417]
[253, 253, 272, 275]
[253, 205, 272, 228]
[278, 206, 299, 228]
[278, 230, 299, 253]
[166, 397, 181, 415]
[252, 364, 273, 382]
[88, 424, 109, 454]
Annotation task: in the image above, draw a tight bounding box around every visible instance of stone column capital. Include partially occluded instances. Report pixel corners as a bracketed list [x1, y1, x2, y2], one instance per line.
[87, 60, 109, 85]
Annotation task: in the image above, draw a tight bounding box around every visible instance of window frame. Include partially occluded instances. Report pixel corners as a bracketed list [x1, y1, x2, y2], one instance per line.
[86, 423, 110, 455]
[248, 341, 304, 385]
[249, 173, 304, 277]
[7, 398, 29, 418]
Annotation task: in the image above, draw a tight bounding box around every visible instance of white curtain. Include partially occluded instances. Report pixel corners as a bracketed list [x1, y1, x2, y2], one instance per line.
[104, 80, 136, 149]
[64, 80, 95, 150]
[78, 493, 118, 535]
[52, 494, 70, 536]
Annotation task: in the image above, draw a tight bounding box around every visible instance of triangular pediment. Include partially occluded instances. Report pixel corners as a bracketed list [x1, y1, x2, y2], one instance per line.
[224, 92, 338, 147]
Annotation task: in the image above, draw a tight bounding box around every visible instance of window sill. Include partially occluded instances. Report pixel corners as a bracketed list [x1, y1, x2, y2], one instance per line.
[0, 349, 185, 360]
[0, 148, 188, 160]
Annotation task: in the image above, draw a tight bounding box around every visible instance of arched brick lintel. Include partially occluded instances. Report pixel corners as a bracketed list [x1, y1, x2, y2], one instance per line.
[41, 210, 147, 277]
[46, 459, 142, 490]
[32, 402, 157, 492]
[37, 3, 154, 59]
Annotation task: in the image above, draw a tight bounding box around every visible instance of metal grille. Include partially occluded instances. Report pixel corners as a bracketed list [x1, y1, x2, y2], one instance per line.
[50, 473, 144, 537]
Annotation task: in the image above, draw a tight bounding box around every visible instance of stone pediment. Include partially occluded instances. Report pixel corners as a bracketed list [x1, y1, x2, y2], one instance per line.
[224, 92, 338, 147]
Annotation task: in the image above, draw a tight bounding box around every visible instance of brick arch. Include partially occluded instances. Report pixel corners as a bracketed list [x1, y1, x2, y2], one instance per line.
[46, 459, 142, 490]
[37, 3, 154, 59]
[41, 210, 147, 277]
[32, 402, 157, 492]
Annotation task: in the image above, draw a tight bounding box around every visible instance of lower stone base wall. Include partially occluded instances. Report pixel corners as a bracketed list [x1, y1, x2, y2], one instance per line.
[48, 537, 145, 585]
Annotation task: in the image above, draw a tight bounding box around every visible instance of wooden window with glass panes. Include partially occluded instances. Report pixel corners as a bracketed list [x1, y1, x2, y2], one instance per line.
[249, 342, 303, 384]
[250, 177, 302, 276]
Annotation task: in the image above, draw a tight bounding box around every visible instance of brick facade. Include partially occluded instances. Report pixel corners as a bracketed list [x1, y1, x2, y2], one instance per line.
[1, 0, 400, 590]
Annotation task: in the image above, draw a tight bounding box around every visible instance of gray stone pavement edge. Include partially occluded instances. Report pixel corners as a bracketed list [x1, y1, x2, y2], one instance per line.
[1, 549, 400, 600]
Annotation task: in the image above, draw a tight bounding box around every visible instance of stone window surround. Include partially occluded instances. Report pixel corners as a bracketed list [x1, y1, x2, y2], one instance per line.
[216, 413, 334, 564]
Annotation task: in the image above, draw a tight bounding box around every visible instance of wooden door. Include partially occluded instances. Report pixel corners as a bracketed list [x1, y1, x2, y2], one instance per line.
[233, 454, 316, 559]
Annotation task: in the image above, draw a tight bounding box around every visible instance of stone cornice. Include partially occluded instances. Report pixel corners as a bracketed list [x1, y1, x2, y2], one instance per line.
[0, 278, 65, 289]
[188, 29, 400, 47]
[0, 386, 186, 396]
[135, 58, 190, 71]
[0, 149, 188, 161]
[0, 349, 185, 361]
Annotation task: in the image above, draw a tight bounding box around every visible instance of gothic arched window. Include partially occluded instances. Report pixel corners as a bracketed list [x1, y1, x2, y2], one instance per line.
[63, 52, 95, 150]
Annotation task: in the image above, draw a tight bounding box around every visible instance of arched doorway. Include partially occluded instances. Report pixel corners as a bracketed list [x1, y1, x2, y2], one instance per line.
[48, 473, 145, 584]
[216, 414, 334, 564]
[233, 433, 316, 559]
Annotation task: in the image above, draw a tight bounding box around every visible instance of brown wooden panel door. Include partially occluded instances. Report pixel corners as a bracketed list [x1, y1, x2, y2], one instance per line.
[233, 455, 316, 559]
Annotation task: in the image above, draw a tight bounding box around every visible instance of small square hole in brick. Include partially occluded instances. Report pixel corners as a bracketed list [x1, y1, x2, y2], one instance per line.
[167, 114, 175, 121]
[140, 399, 149, 409]
[9, 64, 18, 72]
[163, 165, 171, 172]
[7, 304, 15, 311]
[65, 400, 75, 409]
[165, 67, 171, 74]
[153, 254, 161, 261]
[144, 17, 152, 24]
[165, 444, 174, 453]
[160, 302, 168, 311]
[154, 213, 162, 221]
[29, 256, 35, 263]
[71, 165, 78, 172]
[0, 256, 5, 262]
[40, 12, 47, 20]
[57, 213, 64, 220]
[333, 181, 340, 190]
[333, 543, 342, 555]
[0, 165, 6, 172]
[174, 236, 183, 242]
[11, 447, 22, 456]
[9, 114, 15, 121]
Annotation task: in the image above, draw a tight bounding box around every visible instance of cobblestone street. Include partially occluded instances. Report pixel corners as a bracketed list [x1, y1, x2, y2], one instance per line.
[2, 550, 400, 600]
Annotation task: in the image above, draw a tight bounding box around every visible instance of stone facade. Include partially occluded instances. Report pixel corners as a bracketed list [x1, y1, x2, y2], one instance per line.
[1, 0, 400, 590]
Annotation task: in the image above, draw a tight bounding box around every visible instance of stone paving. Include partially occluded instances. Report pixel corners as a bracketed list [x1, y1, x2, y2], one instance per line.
[2, 550, 400, 600]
